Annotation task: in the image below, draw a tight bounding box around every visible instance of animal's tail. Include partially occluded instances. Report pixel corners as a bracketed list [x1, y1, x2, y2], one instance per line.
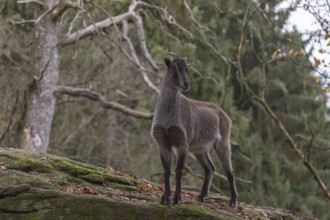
[215, 108, 233, 172]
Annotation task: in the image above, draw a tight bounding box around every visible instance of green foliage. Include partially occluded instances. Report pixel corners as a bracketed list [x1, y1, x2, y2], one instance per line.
[0, 0, 329, 219]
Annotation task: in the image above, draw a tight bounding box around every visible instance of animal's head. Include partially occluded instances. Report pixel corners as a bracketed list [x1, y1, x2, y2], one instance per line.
[164, 52, 191, 92]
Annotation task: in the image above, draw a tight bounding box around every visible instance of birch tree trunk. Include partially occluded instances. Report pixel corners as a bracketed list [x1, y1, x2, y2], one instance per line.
[20, 0, 59, 153]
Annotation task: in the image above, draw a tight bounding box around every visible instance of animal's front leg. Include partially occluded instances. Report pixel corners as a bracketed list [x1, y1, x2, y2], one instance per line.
[159, 146, 172, 205]
[152, 125, 172, 205]
[173, 146, 188, 205]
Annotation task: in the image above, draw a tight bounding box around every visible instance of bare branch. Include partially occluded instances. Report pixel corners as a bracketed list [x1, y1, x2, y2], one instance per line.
[306, 119, 316, 163]
[236, 5, 330, 201]
[66, 11, 81, 36]
[56, 86, 153, 119]
[183, 0, 229, 66]
[131, 14, 158, 71]
[139, 1, 193, 37]
[60, 0, 146, 47]
[183, 161, 224, 195]
[17, 0, 44, 6]
[0, 91, 19, 144]
[121, 20, 160, 93]
[51, 1, 77, 20]
[60, 12, 130, 46]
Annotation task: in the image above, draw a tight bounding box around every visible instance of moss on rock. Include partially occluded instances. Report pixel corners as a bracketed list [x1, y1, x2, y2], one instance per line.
[0, 148, 310, 220]
[50, 158, 137, 187]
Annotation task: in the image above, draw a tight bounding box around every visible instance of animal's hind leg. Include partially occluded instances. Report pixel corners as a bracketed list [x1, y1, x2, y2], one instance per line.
[214, 140, 238, 207]
[167, 125, 188, 205]
[194, 152, 215, 202]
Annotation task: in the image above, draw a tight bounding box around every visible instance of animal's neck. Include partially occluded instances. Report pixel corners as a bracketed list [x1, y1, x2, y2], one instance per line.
[155, 82, 181, 122]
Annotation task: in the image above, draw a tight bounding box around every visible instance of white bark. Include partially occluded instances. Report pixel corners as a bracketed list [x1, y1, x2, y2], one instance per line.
[21, 0, 59, 153]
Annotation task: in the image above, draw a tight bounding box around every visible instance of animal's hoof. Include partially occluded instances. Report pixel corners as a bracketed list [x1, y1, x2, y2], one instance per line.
[160, 195, 170, 205]
[173, 194, 182, 205]
[196, 195, 205, 202]
[229, 199, 237, 207]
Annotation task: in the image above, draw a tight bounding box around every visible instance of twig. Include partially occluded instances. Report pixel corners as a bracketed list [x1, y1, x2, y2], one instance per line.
[306, 119, 316, 163]
[183, 0, 229, 66]
[139, 1, 192, 37]
[0, 91, 19, 144]
[183, 162, 224, 195]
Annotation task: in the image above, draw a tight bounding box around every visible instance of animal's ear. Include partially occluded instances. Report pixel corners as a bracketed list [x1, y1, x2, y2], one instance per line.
[164, 58, 171, 68]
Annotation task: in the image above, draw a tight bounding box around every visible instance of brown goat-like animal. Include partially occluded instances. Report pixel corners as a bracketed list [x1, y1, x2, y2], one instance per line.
[151, 52, 238, 207]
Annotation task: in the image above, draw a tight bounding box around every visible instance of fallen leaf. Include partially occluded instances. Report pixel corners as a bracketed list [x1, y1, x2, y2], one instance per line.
[0, 165, 7, 171]
[83, 186, 100, 195]
[139, 182, 149, 191]
[58, 186, 73, 193]
[315, 77, 321, 84]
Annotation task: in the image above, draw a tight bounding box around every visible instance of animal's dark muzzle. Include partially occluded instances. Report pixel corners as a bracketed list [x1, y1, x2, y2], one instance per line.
[181, 82, 190, 92]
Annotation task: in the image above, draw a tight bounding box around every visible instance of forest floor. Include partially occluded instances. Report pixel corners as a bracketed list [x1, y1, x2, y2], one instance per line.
[0, 148, 313, 220]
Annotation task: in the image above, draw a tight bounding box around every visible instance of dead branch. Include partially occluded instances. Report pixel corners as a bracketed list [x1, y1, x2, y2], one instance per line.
[0, 91, 19, 144]
[56, 86, 153, 119]
[236, 5, 330, 201]
[17, 0, 44, 6]
[121, 20, 160, 94]
[131, 14, 158, 71]
[60, 0, 144, 46]
[60, 12, 130, 46]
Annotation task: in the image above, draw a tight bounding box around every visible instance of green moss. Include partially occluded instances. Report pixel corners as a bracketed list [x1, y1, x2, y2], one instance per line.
[51, 158, 92, 176]
[109, 183, 137, 191]
[171, 204, 225, 220]
[80, 173, 104, 184]
[13, 158, 52, 173]
[0, 154, 53, 173]
[51, 158, 137, 187]
[0, 155, 14, 167]
[103, 173, 137, 186]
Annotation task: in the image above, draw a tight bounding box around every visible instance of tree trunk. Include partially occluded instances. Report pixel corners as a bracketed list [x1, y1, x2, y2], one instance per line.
[20, 0, 59, 153]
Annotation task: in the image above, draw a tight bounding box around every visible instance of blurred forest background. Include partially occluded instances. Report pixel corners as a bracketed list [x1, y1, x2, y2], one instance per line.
[0, 0, 329, 219]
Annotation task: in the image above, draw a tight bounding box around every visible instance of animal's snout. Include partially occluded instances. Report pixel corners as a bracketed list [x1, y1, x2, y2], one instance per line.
[182, 81, 190, 92]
